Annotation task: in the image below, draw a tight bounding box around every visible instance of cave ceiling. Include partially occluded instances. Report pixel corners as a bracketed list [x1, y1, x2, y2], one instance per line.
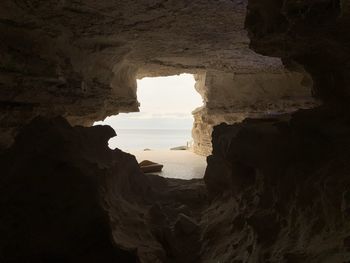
[2, 0, 345, 148]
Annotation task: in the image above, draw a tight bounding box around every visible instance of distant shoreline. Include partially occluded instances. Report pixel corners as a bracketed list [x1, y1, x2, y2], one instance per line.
[112, 128, 191, 131]
[108, 129, 193, 150]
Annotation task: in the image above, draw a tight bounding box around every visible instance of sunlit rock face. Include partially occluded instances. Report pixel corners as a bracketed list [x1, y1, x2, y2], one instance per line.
[0, 0, 315, 149]
[192, 70, 316, 155]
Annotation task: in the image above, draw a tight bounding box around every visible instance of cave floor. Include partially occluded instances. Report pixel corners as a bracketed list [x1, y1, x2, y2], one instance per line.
[129, 150, 206, 179]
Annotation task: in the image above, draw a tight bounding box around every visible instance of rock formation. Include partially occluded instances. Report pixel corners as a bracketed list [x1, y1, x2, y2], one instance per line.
[1, 0, 350, 262]
[0, 117, 138, 262]
[192, 70, 316, 155]
[245, 0, 350, 103]
[0, 0, 315, 152]
[0, 117, 208, 262]
[3, 103, 350, 263]
[203, 106, 350, 262]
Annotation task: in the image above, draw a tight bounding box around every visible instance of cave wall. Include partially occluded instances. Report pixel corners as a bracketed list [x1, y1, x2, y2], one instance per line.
[0, 0, 316, 151]
[245, 0, 350, 103]
[0, 116, 211, 263]
[0, 117, 139, 262]
[4, 107, 350, 263]
[201, 107, 350, 262]
[192, 69, 316, 155]
[2, 0, 350, 262]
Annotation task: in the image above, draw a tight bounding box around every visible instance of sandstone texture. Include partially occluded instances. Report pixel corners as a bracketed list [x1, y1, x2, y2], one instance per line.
[246, 0, 350, 103]
[0, 0, 316, 151]
[192, 70, 316, 155]
[2, 0, 350, 262]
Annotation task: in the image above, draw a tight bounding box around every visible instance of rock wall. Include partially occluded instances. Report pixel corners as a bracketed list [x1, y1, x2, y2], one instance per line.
[0, 116, 209, 263]
[245, 0, 350, 103]
[3, 102, 350, 263]
[0, 117, 139, 262]
[0, 0, 315, 150]
[2, 1, 350, 262]
[201, 106, 350, 262]
[192, 70, 316, 155]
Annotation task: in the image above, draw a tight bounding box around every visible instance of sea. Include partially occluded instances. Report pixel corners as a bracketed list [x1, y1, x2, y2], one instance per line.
[108, 129, 193, 151]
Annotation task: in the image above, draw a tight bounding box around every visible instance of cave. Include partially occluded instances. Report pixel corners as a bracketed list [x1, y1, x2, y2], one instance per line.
[1, 0, 350, 262]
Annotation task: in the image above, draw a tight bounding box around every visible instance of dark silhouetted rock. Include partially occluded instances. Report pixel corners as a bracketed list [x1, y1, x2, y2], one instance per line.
[201, 106, 350, 262]
[0, 117, 139, 262]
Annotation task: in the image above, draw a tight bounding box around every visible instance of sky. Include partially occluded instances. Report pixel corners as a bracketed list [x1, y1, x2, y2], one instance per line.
[94, 74, 203, 130]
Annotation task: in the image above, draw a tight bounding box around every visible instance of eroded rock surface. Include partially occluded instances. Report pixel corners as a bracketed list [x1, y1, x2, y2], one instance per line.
[3, 107, 350, 262]
[192, 70, 316, 155]
[246, 0, 350, 102]
[0, 0, 315, 150]
[2, 0, 350, 262]
[0, 117, 208, 263]
[202, 106, 350, 262]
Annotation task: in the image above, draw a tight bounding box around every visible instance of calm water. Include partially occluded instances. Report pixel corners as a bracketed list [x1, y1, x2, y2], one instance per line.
[108, 129, 192, 150]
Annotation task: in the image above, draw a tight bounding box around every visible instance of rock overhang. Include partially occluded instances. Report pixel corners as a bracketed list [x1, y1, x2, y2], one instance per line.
[0, 0, 317, 150]
[2, 1, 350, 262]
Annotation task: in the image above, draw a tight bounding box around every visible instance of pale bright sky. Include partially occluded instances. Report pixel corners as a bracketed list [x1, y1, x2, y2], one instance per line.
[94, 74, 203, 130]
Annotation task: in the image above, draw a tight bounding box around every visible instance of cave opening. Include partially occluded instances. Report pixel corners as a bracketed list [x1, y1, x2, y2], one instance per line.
[3, 0, 350, 261]
[94, 73, 206, 179]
